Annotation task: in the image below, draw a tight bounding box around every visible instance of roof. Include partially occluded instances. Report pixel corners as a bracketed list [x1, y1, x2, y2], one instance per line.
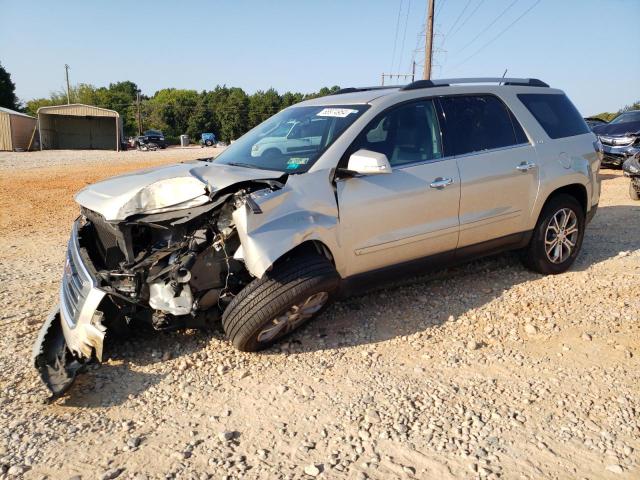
[0, 106, 35, 119]
[297, 77, 558, 107]
[37, 104, 119, 117]
[298, 89, 402, 106]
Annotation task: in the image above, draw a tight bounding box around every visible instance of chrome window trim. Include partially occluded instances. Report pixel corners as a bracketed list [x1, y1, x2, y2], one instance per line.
[452, 142, 532, 161]
[392, 142, 531, 170]
[392, 154, 455, 170]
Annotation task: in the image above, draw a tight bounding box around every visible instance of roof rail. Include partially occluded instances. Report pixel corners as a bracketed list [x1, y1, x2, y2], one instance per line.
[401, 77, 549, 90]
[331, 86, 401, 95]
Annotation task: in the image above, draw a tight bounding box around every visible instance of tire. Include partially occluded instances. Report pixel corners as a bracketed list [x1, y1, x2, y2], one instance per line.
[521, 194, 585, 275]
[222, 254, 340, 352]
[630, 181, 640, 201]
[205, 140, 213, 147]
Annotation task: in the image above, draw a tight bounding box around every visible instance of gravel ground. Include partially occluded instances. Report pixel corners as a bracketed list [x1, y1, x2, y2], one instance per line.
[0, 151, 638, 480]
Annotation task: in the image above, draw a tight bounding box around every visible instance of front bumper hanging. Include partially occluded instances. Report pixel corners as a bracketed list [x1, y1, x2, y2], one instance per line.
[33, 221, 108, 397]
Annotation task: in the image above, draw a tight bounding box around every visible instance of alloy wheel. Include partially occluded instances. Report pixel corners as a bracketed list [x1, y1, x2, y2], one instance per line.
[544, 208, 579, 264]
[257, 292, 329, 343]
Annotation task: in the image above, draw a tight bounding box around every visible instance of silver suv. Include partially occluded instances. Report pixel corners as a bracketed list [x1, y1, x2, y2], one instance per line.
[34, 78, 601, 396]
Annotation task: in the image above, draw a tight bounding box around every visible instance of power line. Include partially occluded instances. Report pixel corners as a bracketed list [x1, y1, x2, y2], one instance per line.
[455, 0, 520, 54]
[397, 0, 412, 72]
[450, 0, 542, 70]
[410, 3, 428, 70]
[445, 0, 473, 38]
[447, 0, 486, 39]
[389, 0, 404, 72]
[434, 0, 448, 20]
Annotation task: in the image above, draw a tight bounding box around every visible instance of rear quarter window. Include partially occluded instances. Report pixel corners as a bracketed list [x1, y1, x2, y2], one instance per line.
[518, 93, 590, 139]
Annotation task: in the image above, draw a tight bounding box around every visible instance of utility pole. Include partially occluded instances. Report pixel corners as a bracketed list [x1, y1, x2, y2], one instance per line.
[136, 89, 142, 135]
[423, 0, 435, 80]
[64, 64, 71, 104]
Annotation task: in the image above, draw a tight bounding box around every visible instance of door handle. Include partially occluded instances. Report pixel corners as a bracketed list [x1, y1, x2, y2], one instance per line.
[516, 161, 537, 172]
[429, 177, 454, 189]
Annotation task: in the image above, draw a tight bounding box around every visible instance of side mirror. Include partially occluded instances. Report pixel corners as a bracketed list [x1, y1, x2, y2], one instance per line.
[346, 149, 392, 175]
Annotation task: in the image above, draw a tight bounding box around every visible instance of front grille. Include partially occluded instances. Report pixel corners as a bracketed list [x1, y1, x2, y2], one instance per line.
[599, 136, 634, 147]
[60, 224, 93, 326]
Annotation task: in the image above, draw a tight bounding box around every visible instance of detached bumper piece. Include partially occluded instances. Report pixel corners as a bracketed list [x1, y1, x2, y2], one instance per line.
[32, 308, 85, 400]
[33, 221, 107, 398]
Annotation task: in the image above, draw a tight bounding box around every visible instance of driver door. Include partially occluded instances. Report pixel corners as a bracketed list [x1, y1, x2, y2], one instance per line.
[336, 99, 460, 277]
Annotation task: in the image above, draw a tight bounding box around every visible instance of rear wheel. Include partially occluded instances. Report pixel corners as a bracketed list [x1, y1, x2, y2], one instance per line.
[521, 194, 585, 274]
[205, 139, 213, 147]
[222, 254, 340, 352]
[630, 181, 640, 201]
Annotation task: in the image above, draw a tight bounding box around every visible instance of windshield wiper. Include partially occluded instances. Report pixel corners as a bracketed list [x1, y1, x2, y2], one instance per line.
[225, 162, 265, 169]
[224, 162, 284, 172]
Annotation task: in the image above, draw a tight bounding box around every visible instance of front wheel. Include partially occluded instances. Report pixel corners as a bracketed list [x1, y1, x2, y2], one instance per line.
[222, 254, 340, 352]
[521, 194, 585, 274]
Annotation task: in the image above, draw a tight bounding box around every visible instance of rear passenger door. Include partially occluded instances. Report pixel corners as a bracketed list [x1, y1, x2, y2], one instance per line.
[439, 95, 540, 248]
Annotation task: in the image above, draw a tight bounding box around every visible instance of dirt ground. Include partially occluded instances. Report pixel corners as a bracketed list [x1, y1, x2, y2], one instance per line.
[0, 149, 638, 480]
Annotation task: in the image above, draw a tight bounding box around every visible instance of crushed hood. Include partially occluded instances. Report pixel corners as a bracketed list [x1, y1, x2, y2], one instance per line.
[75, 160, 282, 221]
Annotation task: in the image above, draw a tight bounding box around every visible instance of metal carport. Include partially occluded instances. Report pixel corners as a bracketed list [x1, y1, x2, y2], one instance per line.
[37, 104, 123, 151]
[0, 107, 37, 151]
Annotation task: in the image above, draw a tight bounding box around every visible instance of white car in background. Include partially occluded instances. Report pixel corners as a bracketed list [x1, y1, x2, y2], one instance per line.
[250, 118, 328, 158]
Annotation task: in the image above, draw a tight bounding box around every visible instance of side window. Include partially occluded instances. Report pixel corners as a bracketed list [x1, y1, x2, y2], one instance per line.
[353, 100, 443, 167]
[518, 93, 590, 139]
[440, 95, 524, 156]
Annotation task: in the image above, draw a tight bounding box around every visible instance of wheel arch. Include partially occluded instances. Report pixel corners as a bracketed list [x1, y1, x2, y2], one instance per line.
[547, 183, 588, 214]
[272, 240, 336, 267]
[532, 182, 589, 228]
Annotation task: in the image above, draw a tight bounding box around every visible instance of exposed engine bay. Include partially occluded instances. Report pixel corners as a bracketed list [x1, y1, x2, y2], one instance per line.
[78, 182, 279, 330]
[33, 164, 295, 398]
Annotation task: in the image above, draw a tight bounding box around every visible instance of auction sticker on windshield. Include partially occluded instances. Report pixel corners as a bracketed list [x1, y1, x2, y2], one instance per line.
[316, 108, 359, 118]
[287, 157, 309, 169]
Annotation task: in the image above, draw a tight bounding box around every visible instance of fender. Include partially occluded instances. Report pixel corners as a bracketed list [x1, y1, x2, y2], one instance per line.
[233, 169, 344, 278]
[527, 155, 594, 230]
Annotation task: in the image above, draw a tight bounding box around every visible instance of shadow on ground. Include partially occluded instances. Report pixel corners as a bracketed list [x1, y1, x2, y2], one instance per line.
[58, 203, 638, 403]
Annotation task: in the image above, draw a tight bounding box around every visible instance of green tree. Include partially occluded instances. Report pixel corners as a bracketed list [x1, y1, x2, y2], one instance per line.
[304, 85, 341, 100]
[248, 88, 282, 129]
[22, 82, 344, 143]
[0, 62, 20, 110]
[24, 98, 56, 116]
[145, 88, 200, 140]
[218, 87, 249, 142]
[281, 91, 304, 108]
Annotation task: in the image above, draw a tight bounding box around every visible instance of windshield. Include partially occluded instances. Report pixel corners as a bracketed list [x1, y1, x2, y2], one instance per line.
[145, 130, 163, 136]
[609, 111, 640, 124]
[215, 105, 369, 172]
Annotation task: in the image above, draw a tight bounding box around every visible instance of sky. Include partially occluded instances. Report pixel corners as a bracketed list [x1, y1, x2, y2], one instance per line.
[1, 0, 638, 116]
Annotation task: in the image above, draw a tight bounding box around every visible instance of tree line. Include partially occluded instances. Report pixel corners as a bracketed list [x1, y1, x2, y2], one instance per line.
[23, 80, 341, 143]
[1, 62, 638, 144]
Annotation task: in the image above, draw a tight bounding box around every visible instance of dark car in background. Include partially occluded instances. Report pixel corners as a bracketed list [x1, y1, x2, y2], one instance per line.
[134, 130, 168, 149]
[592, 110, 640, 167]
[584, 117, 607, 130]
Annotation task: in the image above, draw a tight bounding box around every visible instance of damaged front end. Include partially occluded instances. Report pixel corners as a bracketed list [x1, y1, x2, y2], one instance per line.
[33, 173, 284, 398]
